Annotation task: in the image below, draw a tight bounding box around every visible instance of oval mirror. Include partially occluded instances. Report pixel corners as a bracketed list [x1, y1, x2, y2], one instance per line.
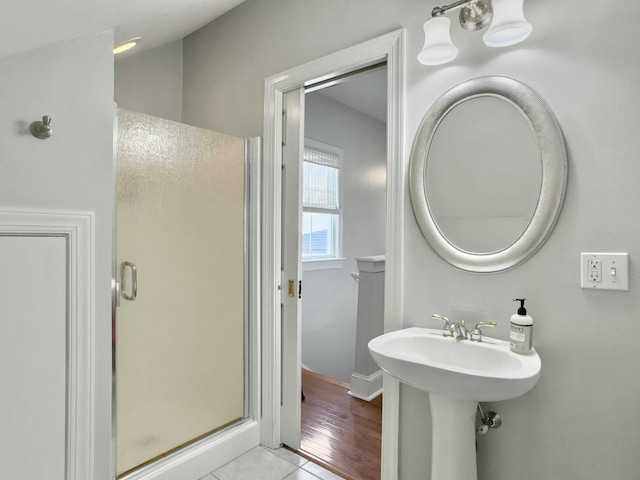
[409, 76, 567, 273]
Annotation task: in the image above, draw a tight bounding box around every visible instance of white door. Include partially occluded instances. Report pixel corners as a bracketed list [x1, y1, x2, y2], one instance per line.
[280, 88, 305, 449]
[0, 236, 68, 478]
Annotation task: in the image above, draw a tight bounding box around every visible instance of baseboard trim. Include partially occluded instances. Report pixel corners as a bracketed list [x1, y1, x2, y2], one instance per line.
[348, 370, 383, 401]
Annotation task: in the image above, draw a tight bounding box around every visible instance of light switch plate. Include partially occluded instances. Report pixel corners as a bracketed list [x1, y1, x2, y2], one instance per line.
[581, 252, 629, 291]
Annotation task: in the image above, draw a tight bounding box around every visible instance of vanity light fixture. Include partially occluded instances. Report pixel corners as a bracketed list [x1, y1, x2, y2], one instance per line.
[418, 0, 532, 65]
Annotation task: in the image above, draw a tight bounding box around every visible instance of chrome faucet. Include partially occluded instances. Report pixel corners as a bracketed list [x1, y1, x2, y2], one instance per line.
[432, 314, 497, 341]
[431, 314, 469, 340]
[453, 321, 469, 340]
[431, 314, 453, 337]
[469, 322, 497, 342]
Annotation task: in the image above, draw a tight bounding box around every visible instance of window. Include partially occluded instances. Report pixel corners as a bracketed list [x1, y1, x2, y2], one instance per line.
[302, 140, 343, 268]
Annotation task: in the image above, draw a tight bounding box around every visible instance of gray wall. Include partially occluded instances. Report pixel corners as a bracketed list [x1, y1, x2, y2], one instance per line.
[182, 0, 640, 479]
[0, 32, 115, 478]
[115, 40, 183, 122]
[302, 92, 386, 384]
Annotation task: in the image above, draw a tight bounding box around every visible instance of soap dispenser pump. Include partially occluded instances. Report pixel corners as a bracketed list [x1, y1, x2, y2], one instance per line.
[510, 298, 533, 354]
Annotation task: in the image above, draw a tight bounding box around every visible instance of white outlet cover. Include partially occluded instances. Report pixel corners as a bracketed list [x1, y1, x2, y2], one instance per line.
[581, 252, 629, 291]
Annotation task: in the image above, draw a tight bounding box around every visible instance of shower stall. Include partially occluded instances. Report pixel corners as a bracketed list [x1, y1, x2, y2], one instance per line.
[114, 109, 258, 478]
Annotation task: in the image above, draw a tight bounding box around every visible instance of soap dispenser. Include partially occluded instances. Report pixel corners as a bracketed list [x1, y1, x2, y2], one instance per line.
[510, 298, 533, 354]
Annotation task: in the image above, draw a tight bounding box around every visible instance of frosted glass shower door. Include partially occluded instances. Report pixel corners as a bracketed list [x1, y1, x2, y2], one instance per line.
[115, 109, 246, 476]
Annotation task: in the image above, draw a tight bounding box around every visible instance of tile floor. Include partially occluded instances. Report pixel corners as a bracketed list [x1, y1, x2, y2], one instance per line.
[199, 447, 346, 480]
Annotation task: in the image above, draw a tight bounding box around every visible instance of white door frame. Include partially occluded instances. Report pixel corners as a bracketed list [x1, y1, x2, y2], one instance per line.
[261, 29, 405, 480]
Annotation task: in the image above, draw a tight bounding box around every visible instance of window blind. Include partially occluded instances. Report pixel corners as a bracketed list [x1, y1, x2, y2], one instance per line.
[303, 147, 340, 212]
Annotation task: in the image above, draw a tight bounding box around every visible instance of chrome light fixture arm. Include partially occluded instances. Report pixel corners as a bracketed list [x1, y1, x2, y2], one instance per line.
[432, 0, 474, 16]
[432, 0, 493, 32]
[432, 0, 485, 17]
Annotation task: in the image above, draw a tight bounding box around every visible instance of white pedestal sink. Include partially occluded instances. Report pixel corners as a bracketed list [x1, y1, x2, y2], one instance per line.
[368, 327, 541, 480]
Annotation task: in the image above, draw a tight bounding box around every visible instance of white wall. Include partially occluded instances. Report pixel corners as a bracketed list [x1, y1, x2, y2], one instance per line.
[115, 40, 183, 122]
[182, 0, 407, 137]
[301, 91, 386, 383]
[0, 32, 115, 479]
[182, 0, 640, 479]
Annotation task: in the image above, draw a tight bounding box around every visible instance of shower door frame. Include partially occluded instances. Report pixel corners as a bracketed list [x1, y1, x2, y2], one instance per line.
[261, 29, 405, 480]
[111, 111, 262, 480]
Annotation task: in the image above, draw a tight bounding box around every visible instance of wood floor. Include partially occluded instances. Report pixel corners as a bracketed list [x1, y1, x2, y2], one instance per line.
[297, 369, 382, 480]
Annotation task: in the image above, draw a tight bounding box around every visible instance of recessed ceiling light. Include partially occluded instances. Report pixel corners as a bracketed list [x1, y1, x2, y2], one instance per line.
[114, 37, 141, 55]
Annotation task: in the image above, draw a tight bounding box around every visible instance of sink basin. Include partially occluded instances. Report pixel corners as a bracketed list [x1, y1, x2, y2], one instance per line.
[368, 327, 540, 401]
[369, 327, 542, 480]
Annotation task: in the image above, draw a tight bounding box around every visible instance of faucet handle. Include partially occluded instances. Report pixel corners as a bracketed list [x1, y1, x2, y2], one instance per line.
[431, 314, 453, 337]
[431, 313, 450, 324]
[470, 322, 496, 342]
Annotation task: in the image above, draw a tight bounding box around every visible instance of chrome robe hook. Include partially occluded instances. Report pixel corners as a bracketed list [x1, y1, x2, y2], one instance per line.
[30, 115, 52, 139]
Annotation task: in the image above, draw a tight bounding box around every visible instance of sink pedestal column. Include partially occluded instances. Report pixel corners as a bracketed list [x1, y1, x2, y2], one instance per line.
[429, 394, 478, 480]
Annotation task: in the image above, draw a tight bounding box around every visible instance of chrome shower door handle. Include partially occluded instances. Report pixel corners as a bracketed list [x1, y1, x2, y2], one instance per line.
[120, 261, 138, 301]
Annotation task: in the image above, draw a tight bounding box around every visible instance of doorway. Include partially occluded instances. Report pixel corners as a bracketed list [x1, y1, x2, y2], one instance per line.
[261, 30, 405, 480]
[296, 66, 388, 479]
[301, 66, 387, 386]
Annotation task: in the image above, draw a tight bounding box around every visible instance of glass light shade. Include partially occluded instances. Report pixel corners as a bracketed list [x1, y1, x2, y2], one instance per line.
[418, 17, 459, 66]
[482, 0, 532, 47]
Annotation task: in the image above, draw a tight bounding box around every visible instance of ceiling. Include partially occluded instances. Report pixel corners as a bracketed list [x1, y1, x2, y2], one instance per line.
[317, 67, 388, 124]
[1, 0, 246, 59]
[3, 0, 385, 121]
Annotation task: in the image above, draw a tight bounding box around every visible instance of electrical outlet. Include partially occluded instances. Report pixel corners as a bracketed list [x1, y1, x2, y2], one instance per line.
[587, 259, 601, 282]
[581, 253, 629, 291]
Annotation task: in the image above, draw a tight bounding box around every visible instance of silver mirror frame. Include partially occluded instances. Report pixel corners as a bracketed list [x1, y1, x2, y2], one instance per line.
[409, 76, 568, 273]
